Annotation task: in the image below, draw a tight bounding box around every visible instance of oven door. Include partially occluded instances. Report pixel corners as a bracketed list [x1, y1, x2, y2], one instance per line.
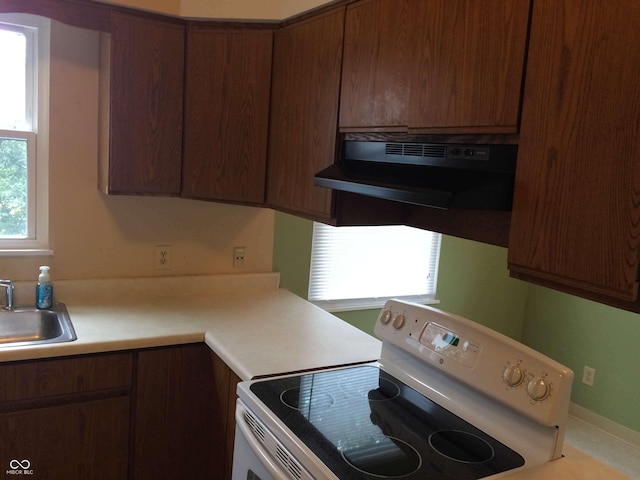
[232, 400, 314, 480]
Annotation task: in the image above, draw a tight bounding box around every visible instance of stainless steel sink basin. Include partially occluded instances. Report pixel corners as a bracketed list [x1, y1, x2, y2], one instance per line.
[0, 303, 77, 348]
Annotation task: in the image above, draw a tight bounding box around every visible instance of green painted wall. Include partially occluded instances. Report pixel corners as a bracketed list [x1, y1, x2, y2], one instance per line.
[273, 211, 313, 300]
[273, 211, 528, 338]
[273, 211, 640, 434]
[435, 235, 528, 340]
[521, 285, 640, 432]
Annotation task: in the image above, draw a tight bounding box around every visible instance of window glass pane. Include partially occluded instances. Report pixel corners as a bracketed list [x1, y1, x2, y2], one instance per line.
[0, 137, 28, 237]
[309, 223, 441, 307]
[0, 27, 27, 130]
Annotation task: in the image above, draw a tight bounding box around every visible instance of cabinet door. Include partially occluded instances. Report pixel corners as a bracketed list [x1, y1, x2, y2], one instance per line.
[182, 27, 273, 204]
[133, 344, 230, 480]
[267, 8, 345, 219]
[509, 0, 640, 309]
[104, 12, 184, 195]
[0, 398, 130, 480]
[408, 0, 530, 133]
[339, 0, 412, 130]
[339, 0, 529, 133]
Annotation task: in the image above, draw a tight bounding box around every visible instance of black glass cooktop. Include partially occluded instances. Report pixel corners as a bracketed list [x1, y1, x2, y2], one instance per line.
[250, 365, 524, 479]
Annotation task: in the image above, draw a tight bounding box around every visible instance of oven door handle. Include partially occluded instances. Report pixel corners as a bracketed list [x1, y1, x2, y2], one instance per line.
[235, 403, 298, 479]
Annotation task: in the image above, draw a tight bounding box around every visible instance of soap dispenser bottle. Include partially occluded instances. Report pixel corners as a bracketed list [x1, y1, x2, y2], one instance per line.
[36, 266, 53, 309]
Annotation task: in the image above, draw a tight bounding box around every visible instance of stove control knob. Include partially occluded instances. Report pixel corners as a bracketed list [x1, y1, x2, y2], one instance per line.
[380, 310, 392, 324]
[527, 377, 551, 401]
[502, 364, 524, 387]
[392, 314, 405, 330]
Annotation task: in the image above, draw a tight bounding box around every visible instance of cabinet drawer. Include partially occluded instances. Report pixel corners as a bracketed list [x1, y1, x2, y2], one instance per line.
[0, 352, 133, 403]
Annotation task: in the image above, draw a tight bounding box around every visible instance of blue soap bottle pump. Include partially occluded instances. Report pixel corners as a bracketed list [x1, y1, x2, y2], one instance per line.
[36, 265, 53, 309]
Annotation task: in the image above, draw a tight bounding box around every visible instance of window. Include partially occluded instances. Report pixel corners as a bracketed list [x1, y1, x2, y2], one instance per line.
[0, 14, 50, 254]
[309, 223, 441, 311]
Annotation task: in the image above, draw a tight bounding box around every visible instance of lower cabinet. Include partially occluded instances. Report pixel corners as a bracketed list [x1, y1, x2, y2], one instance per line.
[0, 352, 133, 480]
[0, 398, 130, 479]
[133, 344, 234, 480]
[0, 345, 241, 480]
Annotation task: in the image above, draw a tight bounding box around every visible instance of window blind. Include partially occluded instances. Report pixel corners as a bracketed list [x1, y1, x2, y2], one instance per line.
[308, 223, 441, 311]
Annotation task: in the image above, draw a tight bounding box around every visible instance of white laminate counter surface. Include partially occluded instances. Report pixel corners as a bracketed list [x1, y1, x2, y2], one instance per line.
[0, 274, 382, 380]
[499, 444, 633, 480]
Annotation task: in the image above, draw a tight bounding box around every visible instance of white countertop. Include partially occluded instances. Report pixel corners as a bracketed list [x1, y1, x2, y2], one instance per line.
[499, 444, 633, 480]
[0, 273, 382, 380]
[0, 273, 632, 479]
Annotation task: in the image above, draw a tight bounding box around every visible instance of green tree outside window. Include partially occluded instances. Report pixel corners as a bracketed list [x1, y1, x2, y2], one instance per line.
[0, 137, 28, 237]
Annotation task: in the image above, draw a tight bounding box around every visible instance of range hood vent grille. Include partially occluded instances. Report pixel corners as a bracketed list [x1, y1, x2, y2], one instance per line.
[385, 143, 446, 158]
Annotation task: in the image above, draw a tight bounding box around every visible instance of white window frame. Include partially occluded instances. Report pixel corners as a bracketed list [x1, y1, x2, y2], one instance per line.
[0, 14, 51, 255]
[308, 223, 441, 312]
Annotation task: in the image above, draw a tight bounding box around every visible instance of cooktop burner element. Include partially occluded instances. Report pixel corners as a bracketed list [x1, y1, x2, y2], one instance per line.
[341, 435, 421, 478]
[250, 365, 525, 479]
[428, 430, 495, 464]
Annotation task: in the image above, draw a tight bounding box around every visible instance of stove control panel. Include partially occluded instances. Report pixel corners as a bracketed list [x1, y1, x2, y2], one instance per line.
[375, 300, 574, 427]
[418, 322, 481, 368]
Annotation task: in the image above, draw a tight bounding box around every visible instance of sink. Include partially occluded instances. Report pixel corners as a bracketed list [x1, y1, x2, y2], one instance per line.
[0, 303, 77, 348]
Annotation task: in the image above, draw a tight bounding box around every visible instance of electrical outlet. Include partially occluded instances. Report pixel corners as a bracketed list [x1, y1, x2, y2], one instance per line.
[155, 245, 172, 270]
[233, 247, 245, 268]
[582, 366, 595, 387]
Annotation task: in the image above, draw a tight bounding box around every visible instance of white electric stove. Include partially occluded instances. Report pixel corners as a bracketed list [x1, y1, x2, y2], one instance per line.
[232, 299, 574, 479]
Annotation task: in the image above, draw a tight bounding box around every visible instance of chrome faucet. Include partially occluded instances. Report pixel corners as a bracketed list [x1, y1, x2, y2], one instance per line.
[0, 280, 15, 310]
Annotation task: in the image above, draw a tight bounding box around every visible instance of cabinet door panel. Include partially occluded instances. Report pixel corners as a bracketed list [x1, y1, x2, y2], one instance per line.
[0, 398, 129, 480]
[267, 8, 345, 218]
[182, 28, 273, 204]
[107, 12, 184, 195]
[509, 0, 640, 306]
[133, 345, 226, 480]
[339, 0, 529, 133]
[409, 0, 529, 132]
[339, 0, 412, 130]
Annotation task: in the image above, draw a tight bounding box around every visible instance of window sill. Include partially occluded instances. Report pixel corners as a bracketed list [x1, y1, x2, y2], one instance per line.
[312, 295, 440, 313]
[0, 249, 54, 257]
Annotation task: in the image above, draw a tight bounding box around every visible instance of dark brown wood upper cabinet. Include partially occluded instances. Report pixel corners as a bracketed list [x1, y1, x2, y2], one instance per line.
[339, 0, 531, 134]
[182, 26, 273, 205]
[100, 11, 185, 195]
[266, 7, 346, 219]
[508, 0, 640, 311]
